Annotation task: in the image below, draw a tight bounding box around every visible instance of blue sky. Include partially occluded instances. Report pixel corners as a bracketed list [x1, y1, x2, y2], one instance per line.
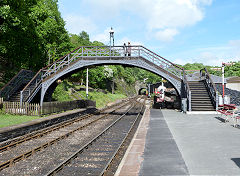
[58, 0, 240, 66]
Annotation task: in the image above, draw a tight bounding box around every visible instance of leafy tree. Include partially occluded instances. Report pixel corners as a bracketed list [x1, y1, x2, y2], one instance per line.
[181, 62, 240, 78]
[69, 31, 104, 49]
[224, 62, 240, 77]
[0, 0, 72, 83]
[182, 63, 205, 70]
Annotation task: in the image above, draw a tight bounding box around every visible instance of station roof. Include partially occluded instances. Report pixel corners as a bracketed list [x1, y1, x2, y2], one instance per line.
[226, 76, 240, 83]
[186, 72, 227, 83]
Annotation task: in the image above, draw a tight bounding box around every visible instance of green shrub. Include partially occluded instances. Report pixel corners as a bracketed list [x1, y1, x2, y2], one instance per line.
[52, 81, 72, 101]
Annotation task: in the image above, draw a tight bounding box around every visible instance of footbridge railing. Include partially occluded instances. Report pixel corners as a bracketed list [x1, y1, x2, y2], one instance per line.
[0, 69, 35, 101]
[200, 68, 218, 110]
[40, 45, 184, 80]
[20, 45, 191, 109]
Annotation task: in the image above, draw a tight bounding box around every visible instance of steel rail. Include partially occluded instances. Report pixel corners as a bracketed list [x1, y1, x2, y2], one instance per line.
[0, 114, 91, 153]
[0, 101, 131, 171]
[45, 101, 138, 176]
[101, 98, 146, 176]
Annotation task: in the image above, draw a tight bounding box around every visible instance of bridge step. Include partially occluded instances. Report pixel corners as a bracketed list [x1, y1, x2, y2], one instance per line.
[192, 101, 212, 104]
[189, 81, 215, 111]
[191, 105, 214, 111]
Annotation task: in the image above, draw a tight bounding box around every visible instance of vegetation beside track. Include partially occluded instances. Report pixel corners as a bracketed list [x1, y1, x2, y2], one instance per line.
[81, 91, 126, 108]
[0, 114, 40, 128]
[52, 81, 127, 108]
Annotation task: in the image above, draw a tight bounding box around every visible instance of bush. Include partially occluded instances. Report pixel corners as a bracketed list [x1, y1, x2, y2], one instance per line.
[52, 81, 72, 101]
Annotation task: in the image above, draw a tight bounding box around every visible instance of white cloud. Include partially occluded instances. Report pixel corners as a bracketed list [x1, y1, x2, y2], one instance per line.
[82, 0, 212, 42]
[173, 58, 192, 65]
[64, 14, 96, 34]
[92, 28, 144, 46]
[92, 28, 111, 44]
[171, 40, 240, 66]
[142, 0, 203, 30]
[155, 28, 179, 42]
[116, 37, 144, 46]
[229, 40, 240, 55]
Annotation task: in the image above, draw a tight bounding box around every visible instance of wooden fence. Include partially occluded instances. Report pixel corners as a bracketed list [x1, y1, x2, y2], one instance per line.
[3, 102, 40, 116]
[41, 100, 95, 115]
[2, 100, 95, 116]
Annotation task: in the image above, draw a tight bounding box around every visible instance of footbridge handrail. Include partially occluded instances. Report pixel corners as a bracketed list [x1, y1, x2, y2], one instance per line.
[41, 45, 184, 80]
[0, 69, 35, 101]
[140, 46, 183, 70]
[20, 45, 189, 103]
[200, 68, 218, 110]
[20, 69, 43, 103]
[183, 71, 191, 111]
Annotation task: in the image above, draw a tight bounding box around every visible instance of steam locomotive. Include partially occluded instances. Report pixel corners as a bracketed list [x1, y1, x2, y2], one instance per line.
[153, 85, 177, 109]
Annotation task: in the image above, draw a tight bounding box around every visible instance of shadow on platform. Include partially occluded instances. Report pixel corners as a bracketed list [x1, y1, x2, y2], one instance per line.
[231, 158, 240, 168]
[214, 116, 226, 123]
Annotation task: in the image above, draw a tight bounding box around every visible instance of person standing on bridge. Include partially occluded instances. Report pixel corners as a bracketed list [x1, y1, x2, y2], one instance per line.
[127, 42, 131, 56]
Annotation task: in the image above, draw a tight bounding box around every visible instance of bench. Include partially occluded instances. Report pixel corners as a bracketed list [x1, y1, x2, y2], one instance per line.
[217, 104, 240, 127]
[217, 104, 236, 122]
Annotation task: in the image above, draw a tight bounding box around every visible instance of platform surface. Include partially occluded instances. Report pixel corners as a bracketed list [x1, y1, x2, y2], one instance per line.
[163, 109, 240, 175]
[116, 107, 240, 175]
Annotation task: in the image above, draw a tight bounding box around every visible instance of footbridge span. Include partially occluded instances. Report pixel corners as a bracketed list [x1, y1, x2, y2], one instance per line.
[0, 46, 191, 110]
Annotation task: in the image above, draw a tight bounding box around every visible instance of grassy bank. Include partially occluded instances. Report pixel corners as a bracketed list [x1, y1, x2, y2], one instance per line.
[80, 91, 126, 108]
[52, 81, 127, 108]
[0, 114, 40, 128]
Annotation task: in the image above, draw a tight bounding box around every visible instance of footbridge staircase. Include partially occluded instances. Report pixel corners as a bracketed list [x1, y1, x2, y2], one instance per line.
[0, 45, 217, 111]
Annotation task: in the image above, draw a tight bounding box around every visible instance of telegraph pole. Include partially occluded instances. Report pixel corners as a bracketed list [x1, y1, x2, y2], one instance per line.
[86, 67, 88, 99]
[222, 63, 225, 104]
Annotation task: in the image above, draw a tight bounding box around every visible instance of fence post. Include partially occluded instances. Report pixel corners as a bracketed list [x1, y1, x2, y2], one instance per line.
[138, 46, 140, 58]
[189, 91, 191, 112]
[81, 46, 83, 57]
[67, 54, 70, 65]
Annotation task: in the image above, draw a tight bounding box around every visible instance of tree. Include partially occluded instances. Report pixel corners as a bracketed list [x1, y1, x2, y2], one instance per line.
[224, 62, 240, 77]
[69, 31, 104, 49]
[0, 0, 72, 83]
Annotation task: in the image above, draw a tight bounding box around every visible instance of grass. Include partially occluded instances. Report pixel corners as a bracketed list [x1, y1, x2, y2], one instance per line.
[53, 81, 127, 108]
[0, 114, 40, 128]
[79, 91, 127, 108]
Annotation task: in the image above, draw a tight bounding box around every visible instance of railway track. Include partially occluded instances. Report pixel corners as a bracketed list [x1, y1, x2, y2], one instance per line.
[0, 98, 129, 150]
[0, 96, 146, 175]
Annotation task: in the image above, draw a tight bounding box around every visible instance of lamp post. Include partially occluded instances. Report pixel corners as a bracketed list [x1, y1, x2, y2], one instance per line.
[109, 27, 114, 46]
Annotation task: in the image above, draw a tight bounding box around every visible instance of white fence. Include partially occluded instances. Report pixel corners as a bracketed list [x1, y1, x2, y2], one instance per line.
[3, 102, 40, 116]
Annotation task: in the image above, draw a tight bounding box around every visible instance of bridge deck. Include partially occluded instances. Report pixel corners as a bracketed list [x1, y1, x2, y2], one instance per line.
[117, 105, 240, 175]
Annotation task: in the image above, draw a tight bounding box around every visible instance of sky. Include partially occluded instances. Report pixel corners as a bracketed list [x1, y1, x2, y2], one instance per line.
[58, 0, 240, 66]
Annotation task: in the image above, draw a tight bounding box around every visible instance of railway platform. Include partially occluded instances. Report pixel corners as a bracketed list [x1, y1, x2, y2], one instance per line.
[116, 106, 240, 175]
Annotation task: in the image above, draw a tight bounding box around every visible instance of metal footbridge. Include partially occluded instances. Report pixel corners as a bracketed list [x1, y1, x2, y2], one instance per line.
[1, 45, 212, 111]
